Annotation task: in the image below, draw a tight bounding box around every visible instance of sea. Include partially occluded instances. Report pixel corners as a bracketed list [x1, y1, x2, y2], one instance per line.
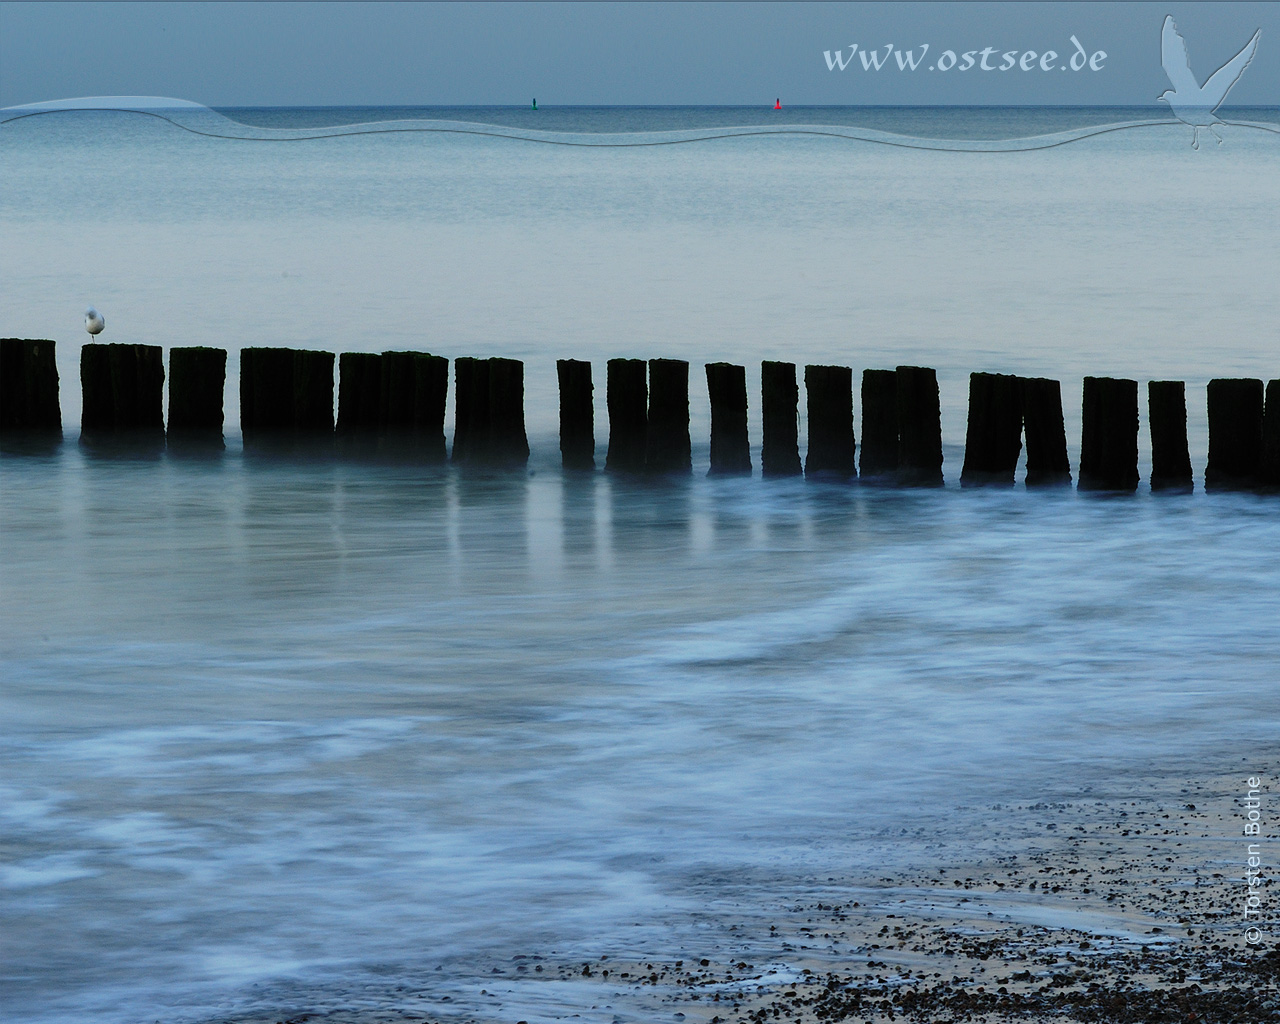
[2, 104, 1280, 1023]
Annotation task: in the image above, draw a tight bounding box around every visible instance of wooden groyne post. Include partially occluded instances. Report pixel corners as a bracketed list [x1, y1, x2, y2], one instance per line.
[605, 358, 647, 473]
[240, 347, 335, 437]
[1079, 376, 1138, 491]
[377, 350, 448, 460]
[645, 358, 691, 474]
[1147, 381, 1193, 492]
[960, 372, 1022, 487]
[0, 339, 61, 434]
[760, 360, 801, 477]
[803, 364, 856, 480]
[167, 346, 227, 444]
[557, 359, 595, 471]
[337, 352, 384, 436]
[705, 362, 750, 476]
[1205, 378, 1263, 491]
[1021, 377, 1071, 487]
[1262, 380, 1280, 490]
[896, 365, 944, 487]
[81, 343, 165, 436]
[858, 369, 897, 483]
[451, 357, 528, 468]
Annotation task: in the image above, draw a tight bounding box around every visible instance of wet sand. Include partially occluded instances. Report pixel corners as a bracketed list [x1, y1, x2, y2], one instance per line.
[224, 764, 1277, 1024]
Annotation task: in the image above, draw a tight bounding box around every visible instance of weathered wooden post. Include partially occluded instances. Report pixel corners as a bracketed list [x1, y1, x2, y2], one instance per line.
[452, 356, 490, 463]
[960, 372, 1022, 487]
[1079, 376, 1138, 491]
[557, 358, 595, 471]
[240, 348, 293, 433]
[705, 362, 750, 476]
[80, 343, 164, 435]
[605, 358, 647, 473]
[1261, 380, 1280, 490]
[803, 364, 856, 480]
[412, 353, 449, 462]
[1147, 380, 1193, 492]
[0, 339, 61, 434]
[858, 369, 897, 483]
[645, 359, 691, 474]
[1021, 377, 1071, 487]
[1205, 377, 1264, 491]
[292, 350, 335, 434]
[337, 352, 383, 434]
[488, 357, 530, 468]
[896, 365, 943, 486]
[167, 347, 226, 441]
[760, 360, 801, 477]
[380, 351, 416, 435]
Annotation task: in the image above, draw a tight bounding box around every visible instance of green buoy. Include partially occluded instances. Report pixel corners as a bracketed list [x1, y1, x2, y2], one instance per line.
[532, 98, 537, 110]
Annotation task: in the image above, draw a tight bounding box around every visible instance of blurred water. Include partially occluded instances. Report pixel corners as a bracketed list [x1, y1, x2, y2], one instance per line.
[3, 107, 1280, 1023]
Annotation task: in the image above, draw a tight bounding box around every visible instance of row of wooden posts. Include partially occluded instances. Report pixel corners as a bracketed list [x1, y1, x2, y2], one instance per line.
[4, 338, 1280, 490]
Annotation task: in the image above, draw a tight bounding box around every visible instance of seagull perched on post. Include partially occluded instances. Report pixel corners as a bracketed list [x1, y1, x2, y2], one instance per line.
[1160, 15, 1260, 149]
[85, 307, 105, 338]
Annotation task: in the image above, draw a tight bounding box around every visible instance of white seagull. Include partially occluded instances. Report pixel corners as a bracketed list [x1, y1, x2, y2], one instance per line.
[1159, 15, 1260, 149]
[85, 307, 105, 338]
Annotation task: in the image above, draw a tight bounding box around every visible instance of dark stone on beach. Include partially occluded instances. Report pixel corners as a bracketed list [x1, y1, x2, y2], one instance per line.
[557, 358, 595, 471]
[1261, 380, 1280, 490]
[803, 364, 856, 481]
[896, 365, 943, 487]
[1021, 377, 1071, 487]
[452, 356, 490, 463]
[858, 369, 897, 482]
[488, 357, 530, 469]
[605, 358, 647, 474]
[80, 343, 164, 434]
[960, 372, 1022, 487]
[1205, 377, 1263, 491]
[337, 352, 383, 433]
[1079, 376, 1138, 492]
[705, 362, 750, 476]
[646, 358, 691, 475]
[167, 346, 226, 438]
[760, 360, 801, 478]
[0, 338, 61, 433]
[1148, 380, 1193, 492]
[411, 353, 449, 462]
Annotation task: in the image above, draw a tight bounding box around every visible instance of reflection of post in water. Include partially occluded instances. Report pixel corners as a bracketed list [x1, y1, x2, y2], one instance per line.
[452, 470, 532, 590]
[603, 472, 693, 563]
[559, 467, 602, 563]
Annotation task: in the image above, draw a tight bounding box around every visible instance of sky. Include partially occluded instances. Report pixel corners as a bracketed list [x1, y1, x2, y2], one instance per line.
[2, 1, 1278, 108]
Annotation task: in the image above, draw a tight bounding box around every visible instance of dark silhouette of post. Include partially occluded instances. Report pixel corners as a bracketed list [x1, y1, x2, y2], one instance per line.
[412, 353, 449, 462]
[605, 358, 647, 473]
[1079, 376, 1138, 491]
[0, 339, 61, 434]
[1147, 380, 1192, 492]
[292, 350, 335, 433]
[803, 364, 856, 480]
[960, 372, 1022, 487]
[705, 362, 750, 476]
[896, 365, 943, 487]
[380, 351, 416, 434]
[645, 358, 691, 474]
[557, 359, 595, 471]
[1205, 377, 1263, 491]
[241, 347, 332, 437]
[452, 356, 490, 463]
[1021, 377, 1071, 487]
[859, 369, 897, 483]
[488, 357, 530, 469]
[760, 360, 801, 477]
[167, 346, 226, 443]
[80, 343, 164, 435]
[337, 353, 383, 434]
[1262, 380, 1280, 490]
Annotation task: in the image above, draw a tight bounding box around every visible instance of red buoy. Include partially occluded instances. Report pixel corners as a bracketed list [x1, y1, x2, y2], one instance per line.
[774, 98, 781, 109]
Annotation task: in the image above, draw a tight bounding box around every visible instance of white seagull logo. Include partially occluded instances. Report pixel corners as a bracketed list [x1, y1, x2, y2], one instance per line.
[1159, 15, 1260, 149]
